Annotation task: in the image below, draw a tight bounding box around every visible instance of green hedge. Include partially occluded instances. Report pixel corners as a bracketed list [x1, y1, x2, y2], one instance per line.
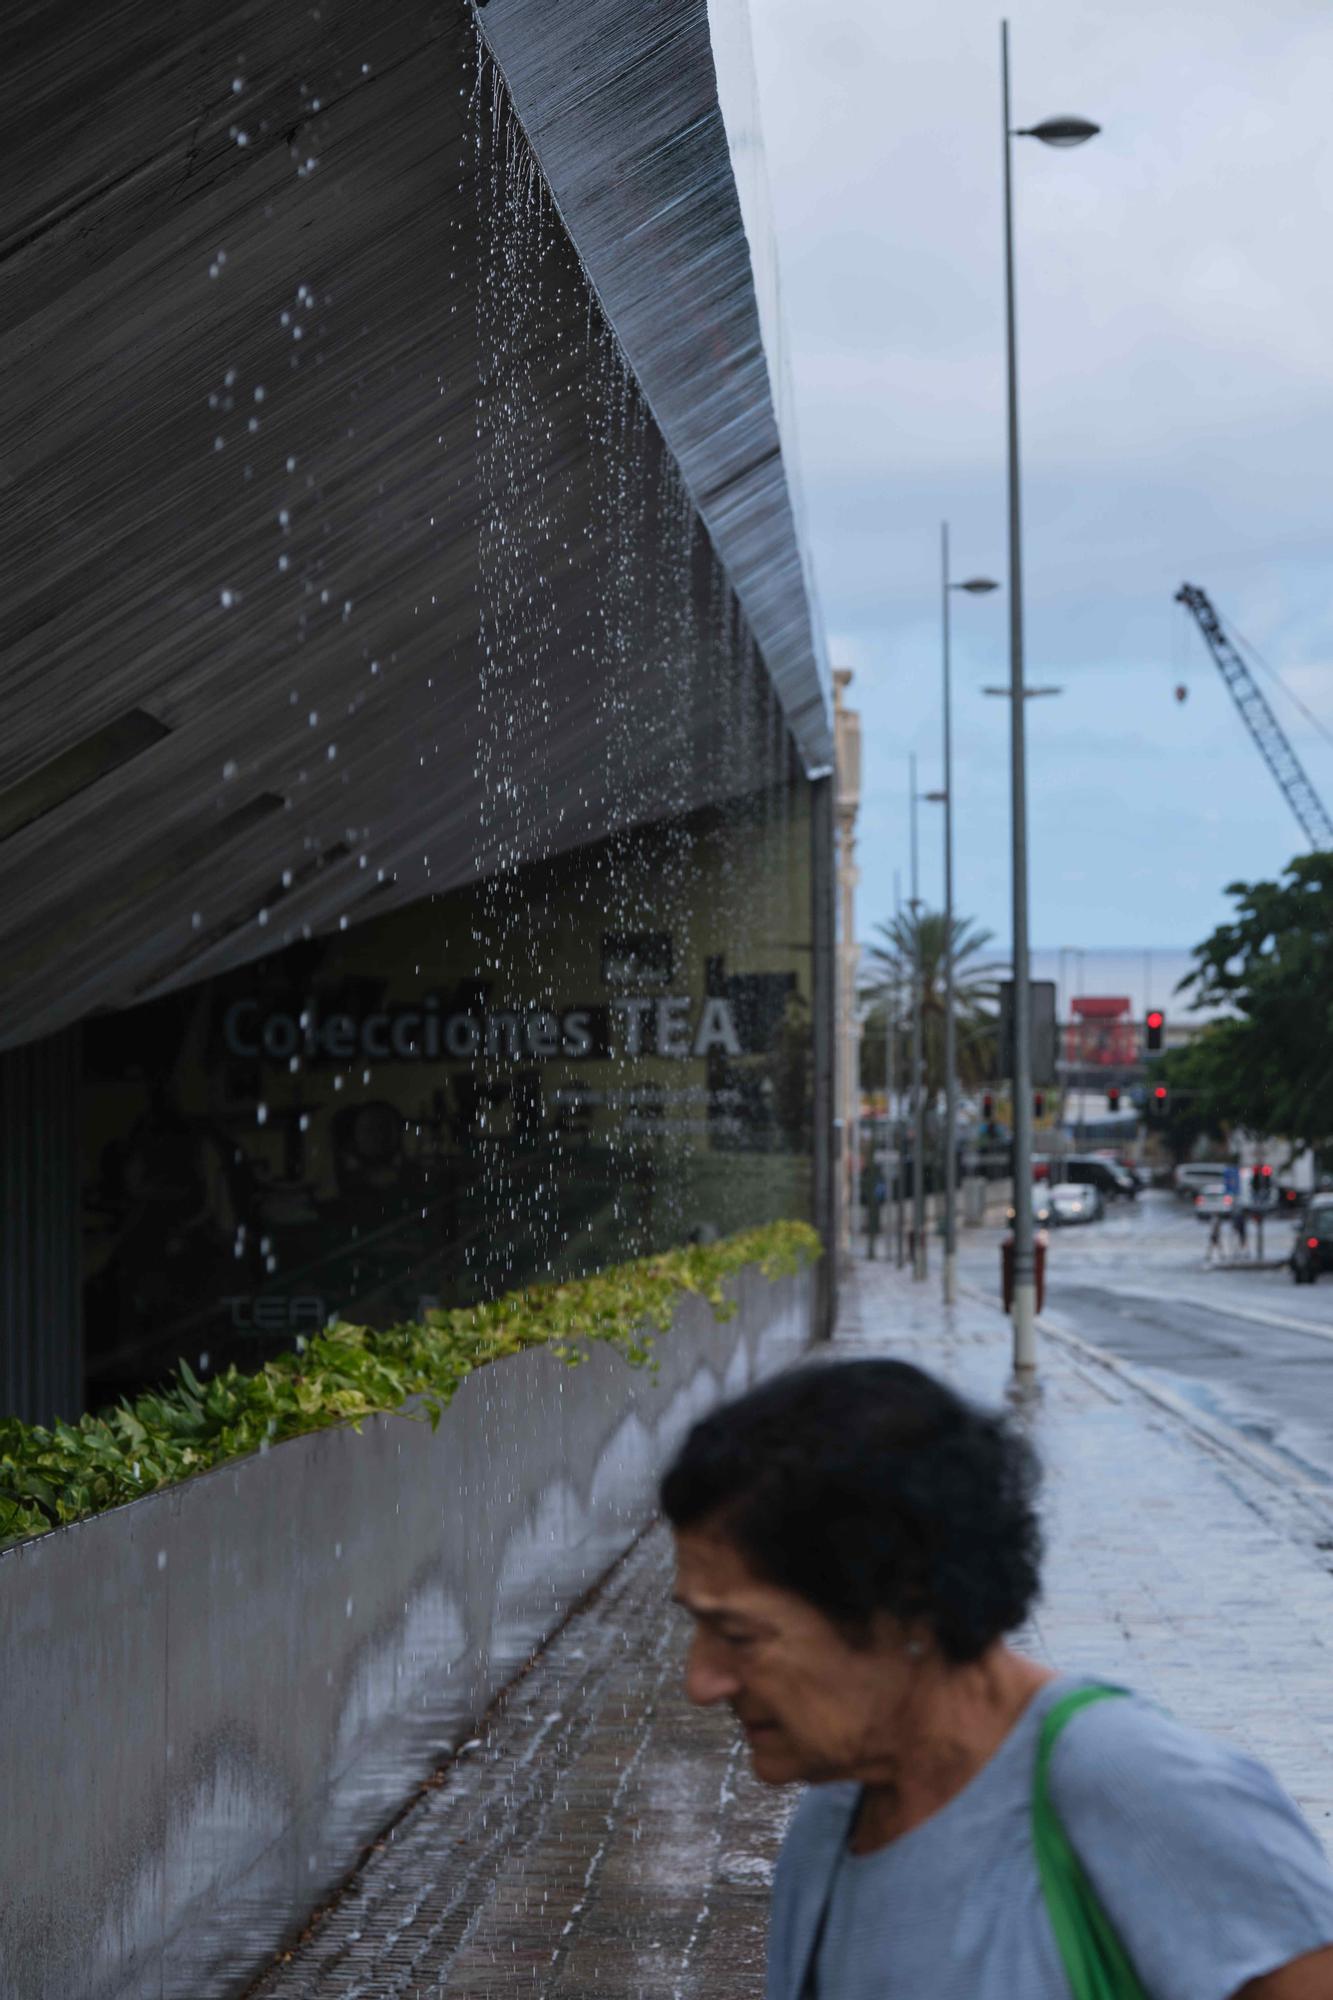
[0, 1220, 820, 1552]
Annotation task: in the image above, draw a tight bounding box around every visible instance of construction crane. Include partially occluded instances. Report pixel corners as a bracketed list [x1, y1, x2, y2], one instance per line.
[1175, 582, 1333, 852]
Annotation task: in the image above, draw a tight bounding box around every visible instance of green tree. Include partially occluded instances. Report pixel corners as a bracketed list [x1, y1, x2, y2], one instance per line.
[1173, 853, 1333, 1153]
[859, 909, 1006, 1099]
[1151, 1032, 1231, 1162]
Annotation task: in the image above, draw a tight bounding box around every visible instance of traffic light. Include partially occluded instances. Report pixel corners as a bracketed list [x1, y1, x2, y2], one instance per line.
[1251, 1164, 1273, 1195]
[1033, 1090, 1046, 1119]
[1150, 1082, 1169, 1116]
[1106, 1085, 1121, 1111]
[1145, 1009, 1165, 1053]
[982, 1093, 994, 1119]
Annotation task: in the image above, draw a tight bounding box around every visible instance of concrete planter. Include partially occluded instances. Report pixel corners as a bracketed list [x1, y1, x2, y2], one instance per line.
[0, 1265, 812, 2000]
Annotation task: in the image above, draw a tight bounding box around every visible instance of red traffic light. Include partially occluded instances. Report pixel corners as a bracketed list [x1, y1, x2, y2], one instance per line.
[982, 1092, 994, 1118]
[1309, 1238, 1320, 1251]
[1146, 1011, 1164, 1029]
[1153, 1084, 1168, 1102]
[1260, 1164, 1273, 1177]
[1145, 1009, 1165, 1053]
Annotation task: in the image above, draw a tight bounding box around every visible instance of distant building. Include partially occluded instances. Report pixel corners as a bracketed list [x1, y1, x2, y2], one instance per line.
[1029, 948, 1229, 1028]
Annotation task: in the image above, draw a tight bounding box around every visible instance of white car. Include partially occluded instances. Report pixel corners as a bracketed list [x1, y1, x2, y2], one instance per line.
[1193, 1184, 1235, 1221]
[1175, 1162, 1231, 1200]
[1047, 1182, 1103, 1226]
[1007, 1194, 1054, 1229]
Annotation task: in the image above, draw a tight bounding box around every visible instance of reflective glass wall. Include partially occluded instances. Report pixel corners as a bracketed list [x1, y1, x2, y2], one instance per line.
[82, 765, 813, 1404]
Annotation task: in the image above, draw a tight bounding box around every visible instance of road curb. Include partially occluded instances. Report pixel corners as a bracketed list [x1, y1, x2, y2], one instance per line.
[1199, 1259, 1291, 1274]
[956, 1279, 1333, 1533]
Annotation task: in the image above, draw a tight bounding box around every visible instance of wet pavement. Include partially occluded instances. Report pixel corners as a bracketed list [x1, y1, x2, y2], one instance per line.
[959, 1189, 1333, 1489]
[250, 1247, 1333, 1996]
[246, 1528, 793, 1999]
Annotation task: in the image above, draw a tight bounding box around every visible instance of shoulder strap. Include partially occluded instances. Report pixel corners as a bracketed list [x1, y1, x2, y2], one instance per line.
[1033, 1685, 1152, 2000]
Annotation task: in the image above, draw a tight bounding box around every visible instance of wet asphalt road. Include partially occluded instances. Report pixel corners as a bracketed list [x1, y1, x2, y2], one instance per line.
[957, 1190, 1333, 1489]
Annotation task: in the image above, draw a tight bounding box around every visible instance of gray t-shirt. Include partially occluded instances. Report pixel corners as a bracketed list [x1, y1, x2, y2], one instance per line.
[767, 1675, 1333, 2000]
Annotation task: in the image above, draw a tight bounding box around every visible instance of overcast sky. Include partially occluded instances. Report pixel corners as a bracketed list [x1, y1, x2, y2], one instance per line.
[743, 0, 1333, 964]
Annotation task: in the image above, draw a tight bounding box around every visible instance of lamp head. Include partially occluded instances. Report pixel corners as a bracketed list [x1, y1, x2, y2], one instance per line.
[956, 577, 1001, 595]
[1020, 115, 1100, 148]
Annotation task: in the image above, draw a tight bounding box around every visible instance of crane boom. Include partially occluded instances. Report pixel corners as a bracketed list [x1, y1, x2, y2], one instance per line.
[1175, 582, 1333, 851]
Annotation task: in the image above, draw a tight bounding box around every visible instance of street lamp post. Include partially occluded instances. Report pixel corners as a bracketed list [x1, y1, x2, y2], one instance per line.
[909, 754, 927, 1280]
[888, 867, 904, 1267]
[892, 872, 907, 1267]
[940, 528, 1000, 1309]
[999, 18, 1098, 1377]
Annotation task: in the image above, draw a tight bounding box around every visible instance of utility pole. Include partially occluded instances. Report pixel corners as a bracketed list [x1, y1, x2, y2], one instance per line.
[941, 523, 958, 1306]
[886, 868, 898, 1266]
[1000, 20, 1035, 1369]
[939, 532, 1000, 1307]
[892, 871, 906, 1268]
[998, 22, 1098, 1375]
[909, 754, 927, 1279]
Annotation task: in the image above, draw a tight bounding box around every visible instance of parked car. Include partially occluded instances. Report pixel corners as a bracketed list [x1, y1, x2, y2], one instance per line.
[1174, 1162, 1231, 1200]
[1292, 1197, 1333, 1283]
[1047, 1181, 1103, 1226]
[1062, 1155, 1137, 1202]
[1091, 1150, 1144, 1191]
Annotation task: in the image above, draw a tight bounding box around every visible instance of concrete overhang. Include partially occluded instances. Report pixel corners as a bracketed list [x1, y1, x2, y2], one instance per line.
[479, 0, 833, 777]
[0, 0, 829, 1053]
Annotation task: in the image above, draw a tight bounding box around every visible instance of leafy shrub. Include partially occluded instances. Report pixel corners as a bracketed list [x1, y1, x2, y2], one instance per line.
[0, 1220, 820, 1552]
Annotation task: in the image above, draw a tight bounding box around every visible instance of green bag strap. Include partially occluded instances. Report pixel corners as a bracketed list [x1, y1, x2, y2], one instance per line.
[1033, 1685, 1152, 2000]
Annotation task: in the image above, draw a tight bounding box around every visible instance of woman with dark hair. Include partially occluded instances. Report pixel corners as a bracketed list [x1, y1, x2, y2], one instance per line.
[661, 1359, 1333, 1999]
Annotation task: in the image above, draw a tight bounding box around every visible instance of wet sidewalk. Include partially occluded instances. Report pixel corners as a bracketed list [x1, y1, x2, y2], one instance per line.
[250, 1255, 1333, 1997]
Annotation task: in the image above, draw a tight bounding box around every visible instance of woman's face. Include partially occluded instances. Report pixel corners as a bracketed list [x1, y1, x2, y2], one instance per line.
[672, 1523, 919, 1787]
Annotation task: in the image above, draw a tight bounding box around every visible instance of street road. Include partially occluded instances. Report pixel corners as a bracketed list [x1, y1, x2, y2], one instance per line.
[956, 1191, 1333, 1489]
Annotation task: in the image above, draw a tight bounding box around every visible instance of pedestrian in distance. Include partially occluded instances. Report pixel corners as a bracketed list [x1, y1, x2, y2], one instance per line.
[1233, 1205, 1250, 1261]
[664, 1360, 1333, 1998]
[1206, 1212, 1225, 1265]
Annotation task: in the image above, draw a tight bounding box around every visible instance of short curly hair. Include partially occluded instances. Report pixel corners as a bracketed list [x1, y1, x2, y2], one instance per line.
[660, 1359, 1042, 1663]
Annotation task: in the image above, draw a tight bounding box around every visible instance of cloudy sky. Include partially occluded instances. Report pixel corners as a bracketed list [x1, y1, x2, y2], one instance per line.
[742, 0, 1333, 961]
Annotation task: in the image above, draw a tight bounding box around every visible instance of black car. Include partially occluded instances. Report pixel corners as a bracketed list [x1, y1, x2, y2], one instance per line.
[1292, 1199, 1333, 1283]
[1061, 1155, 1138, 1202]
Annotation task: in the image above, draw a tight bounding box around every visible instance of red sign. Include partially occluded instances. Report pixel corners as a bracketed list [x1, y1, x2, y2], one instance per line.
[1064, 997, 1137, 1067]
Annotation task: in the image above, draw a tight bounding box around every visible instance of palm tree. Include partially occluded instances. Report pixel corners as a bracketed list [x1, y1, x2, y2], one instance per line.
[859, 909, 1007, 1101]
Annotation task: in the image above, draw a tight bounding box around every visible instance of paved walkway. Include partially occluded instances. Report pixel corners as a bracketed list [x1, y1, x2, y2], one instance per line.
[249, 1254, 1333, 1997]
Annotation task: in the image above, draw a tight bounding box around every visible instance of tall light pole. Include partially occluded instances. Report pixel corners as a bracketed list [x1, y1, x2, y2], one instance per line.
[886, 868, 902, 1267]
[909, 754, 927, 1280]
[892, 869, 906, 1268]
[940, 526, 1000, 1308]
[1000, 19, 1099, 1376]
